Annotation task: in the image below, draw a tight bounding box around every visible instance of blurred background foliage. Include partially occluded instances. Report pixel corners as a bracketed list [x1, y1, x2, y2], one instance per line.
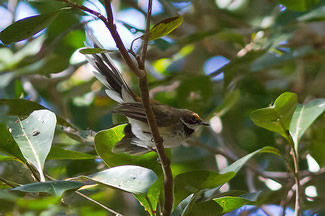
[0, 0, 325, 215]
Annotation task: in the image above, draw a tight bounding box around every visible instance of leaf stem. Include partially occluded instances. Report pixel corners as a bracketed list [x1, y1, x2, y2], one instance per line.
[285, 131, 301, 216]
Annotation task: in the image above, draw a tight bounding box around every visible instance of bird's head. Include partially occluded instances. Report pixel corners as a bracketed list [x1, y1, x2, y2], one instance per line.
[180, 110, 209, 130]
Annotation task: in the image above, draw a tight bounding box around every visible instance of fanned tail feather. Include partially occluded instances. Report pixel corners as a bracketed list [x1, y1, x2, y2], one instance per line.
[84, 32, 135, 103]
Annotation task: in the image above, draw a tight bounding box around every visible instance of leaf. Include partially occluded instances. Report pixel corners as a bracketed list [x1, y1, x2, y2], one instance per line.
[79, 48, 114, 54]
[250, 92, 298, 139]
[6, 110, 57, 181]
[0, 9, 65, 44]
[134, 177, 162, 216]
[87, 165, 158, 194]
[297, 5, 325, 21]
[94, 125, 161, 173]
[0, 123, 26, 163]
[47, 146, 96, 160]
[279, 0, 320, 11]
[146, 16, 183, 40]
[186, 200, 223, 216]
[289, 98, 325, 152]
[214, 192, 261, 214]
[0, 99, 73, 128]
[220, 146, 280, 174]
[174, 170, 235, 207]
[12, 181, 85, 196]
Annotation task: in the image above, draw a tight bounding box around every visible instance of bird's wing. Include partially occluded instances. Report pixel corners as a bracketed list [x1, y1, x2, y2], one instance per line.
[114, 102, 176, 127]
[114, 102, 147, 122]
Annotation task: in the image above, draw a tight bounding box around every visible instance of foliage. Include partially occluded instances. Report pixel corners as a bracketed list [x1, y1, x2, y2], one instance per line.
[0, 0, 325, 215]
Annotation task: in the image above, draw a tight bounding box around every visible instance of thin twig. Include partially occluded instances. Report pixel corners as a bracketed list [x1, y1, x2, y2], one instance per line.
[26, 163, 41, 182]
[103, 0, 145, 79]
[140, 0, 153, 70]
[76, 191, 124, 216]
[45, 174, 123, 215]
[0, 177, 16, 188]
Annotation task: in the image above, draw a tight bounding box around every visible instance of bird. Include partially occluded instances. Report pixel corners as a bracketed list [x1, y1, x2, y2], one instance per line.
[84, 33, 209, 155]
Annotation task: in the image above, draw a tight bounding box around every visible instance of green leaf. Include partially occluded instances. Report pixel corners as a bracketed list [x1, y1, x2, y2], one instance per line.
[0, 9, 65, 44]
[6, 110, 57, 182]
[297, 5, 325, 21]
[47, 146, 96, 160]
[250, 92, 298, 139]
[12, 180, 85, 196]
[220, 146, 280, 174]
[0, 99, 73, 128]
[174, 170, 235, 207]
[279, 0, 320, 11]
[87, 165, 158, 194]
[79, 48, 113, 54]
[134, 177, 162, 216]
[94, 125, 161, 173]
[186, 200, 223, 216]
[0, 123, 26, 163]
[146, 16, 183, 40]
[289, 98, 325, 152]
[214, 192, 261, 214]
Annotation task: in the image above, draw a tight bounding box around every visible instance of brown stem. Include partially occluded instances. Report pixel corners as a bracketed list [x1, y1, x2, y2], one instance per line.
[139, 0, 153, 70]
[26, 163, 41, 182]
[139, 77, 173, 216]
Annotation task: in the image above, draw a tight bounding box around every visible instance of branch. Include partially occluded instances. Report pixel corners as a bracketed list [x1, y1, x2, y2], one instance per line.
[139, 0, 153, 69]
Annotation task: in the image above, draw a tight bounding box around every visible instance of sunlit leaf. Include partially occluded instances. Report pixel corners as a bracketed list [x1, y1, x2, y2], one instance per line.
[220, 146, 280, 174]
[145, 16, 183, 40]
[250, 92, 298, 139]
[289, 98, 325, 152]
[87, 165, 157, 194]
[0, 8, 69, 44]
[0, 99, 73, 128]
[12, 181, 85, 196]
[6, 110, 57, 181]
[214, 192, 261, 213]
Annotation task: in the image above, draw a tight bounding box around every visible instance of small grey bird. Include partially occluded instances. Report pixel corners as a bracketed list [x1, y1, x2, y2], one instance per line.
[85, 35, 209, 155]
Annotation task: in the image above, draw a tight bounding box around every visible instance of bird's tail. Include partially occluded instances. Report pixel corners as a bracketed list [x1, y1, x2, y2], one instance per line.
[84, 32, 136, 103]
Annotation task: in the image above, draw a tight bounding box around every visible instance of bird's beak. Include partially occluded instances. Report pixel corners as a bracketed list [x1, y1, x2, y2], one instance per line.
[200, 121, 210, 126]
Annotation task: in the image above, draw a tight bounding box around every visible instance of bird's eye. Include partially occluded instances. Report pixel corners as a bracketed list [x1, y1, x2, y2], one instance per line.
[190, 116, 197, 123]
